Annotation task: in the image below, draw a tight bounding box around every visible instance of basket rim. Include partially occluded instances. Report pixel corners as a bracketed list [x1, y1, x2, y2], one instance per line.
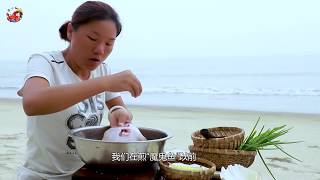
[159, 157, 216, 176]
[189, 145, 257, 156]
[192, 127, 245, 140]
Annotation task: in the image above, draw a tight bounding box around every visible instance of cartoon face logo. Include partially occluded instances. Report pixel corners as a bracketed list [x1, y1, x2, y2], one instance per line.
[6, 7, 23, 23]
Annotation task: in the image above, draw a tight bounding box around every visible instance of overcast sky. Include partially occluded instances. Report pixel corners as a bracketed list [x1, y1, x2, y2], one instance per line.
[0, 0, 319, 63]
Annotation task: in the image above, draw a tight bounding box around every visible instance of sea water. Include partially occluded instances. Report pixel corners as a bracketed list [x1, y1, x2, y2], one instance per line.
[1, 55, 319, 113]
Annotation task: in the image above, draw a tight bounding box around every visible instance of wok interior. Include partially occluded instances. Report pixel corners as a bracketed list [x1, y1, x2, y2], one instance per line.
[73, 126, 169, 141]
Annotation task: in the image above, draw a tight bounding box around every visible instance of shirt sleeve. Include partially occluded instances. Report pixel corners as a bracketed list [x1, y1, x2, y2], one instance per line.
[18, 54, 54, 97]
[24, 54, 54, 85]
[102, 63, 121, 102]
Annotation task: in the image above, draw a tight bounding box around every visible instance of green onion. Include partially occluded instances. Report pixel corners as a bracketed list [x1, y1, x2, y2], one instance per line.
[238, 117, 302, 180]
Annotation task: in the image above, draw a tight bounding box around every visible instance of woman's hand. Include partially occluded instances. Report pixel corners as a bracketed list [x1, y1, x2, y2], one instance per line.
[108, 108, 133, 127]
[104, 70, 142, 98]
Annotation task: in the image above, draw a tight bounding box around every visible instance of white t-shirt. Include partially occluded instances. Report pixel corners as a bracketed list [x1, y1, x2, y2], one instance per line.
[18, 51, 120, 180]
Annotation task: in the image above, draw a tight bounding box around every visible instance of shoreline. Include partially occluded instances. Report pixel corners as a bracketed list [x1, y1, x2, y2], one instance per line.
[1, 97, 320, 117]
[128, 104, 320, 118]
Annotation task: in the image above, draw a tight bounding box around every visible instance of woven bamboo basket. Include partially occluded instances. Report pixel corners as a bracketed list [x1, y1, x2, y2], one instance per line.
[159, 157, 216, 180]
[189, 145, 256, 170]
[191, 127, 245, 149]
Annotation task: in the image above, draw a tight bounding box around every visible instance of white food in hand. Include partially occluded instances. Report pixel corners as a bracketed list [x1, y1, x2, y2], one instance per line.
[102, 123, 147, 142]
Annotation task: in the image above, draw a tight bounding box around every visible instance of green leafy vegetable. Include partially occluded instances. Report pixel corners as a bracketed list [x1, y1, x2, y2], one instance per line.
[238, 117, 302, 180]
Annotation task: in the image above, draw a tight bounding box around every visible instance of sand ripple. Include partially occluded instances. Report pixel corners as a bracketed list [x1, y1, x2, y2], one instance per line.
[0, 132, 26, 179]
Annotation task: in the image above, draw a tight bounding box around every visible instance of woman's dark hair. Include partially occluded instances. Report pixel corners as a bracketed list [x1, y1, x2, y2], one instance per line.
[59, 1, 122, 41]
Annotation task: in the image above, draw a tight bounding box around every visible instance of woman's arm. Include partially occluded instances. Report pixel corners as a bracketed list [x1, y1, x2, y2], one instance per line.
[106, 96, 126, 109]
[22, 70, 142, 116]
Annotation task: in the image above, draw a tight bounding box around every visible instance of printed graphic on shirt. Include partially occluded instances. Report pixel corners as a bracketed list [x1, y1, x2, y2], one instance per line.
[79, 95, 104, 113]
[65, 95, 105, 153]
[66, 114, 86, 129]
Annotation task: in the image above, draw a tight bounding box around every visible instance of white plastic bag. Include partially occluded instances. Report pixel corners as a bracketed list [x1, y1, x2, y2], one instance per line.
[102, 123, 147, 142]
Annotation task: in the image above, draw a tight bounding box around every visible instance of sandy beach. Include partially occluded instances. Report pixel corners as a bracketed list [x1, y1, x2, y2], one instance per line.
[0, 99, 320, 180]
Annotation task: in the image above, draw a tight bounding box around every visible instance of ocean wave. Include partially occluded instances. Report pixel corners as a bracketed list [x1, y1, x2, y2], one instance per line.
[142, 87, 320, 96]
[1, 85, 319, 96]
[138, 72, 320, 77]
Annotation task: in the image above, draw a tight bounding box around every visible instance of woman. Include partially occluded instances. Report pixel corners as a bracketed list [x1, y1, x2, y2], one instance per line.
[17, 1, 142, 179]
